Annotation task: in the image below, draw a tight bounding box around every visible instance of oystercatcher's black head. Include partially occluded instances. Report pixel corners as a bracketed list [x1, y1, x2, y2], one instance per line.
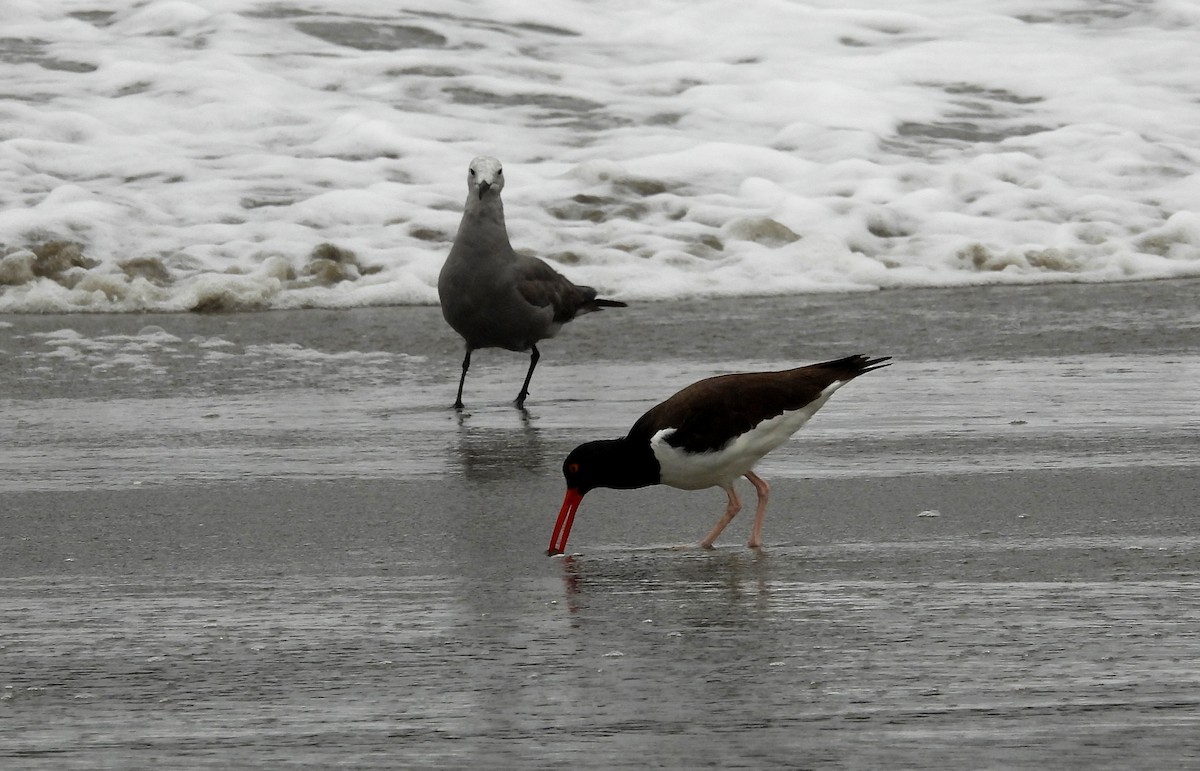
[547, 439, 659, 556]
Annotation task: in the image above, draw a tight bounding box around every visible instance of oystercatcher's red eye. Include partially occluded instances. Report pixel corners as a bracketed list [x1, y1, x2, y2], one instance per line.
[567, 463, 580, 474]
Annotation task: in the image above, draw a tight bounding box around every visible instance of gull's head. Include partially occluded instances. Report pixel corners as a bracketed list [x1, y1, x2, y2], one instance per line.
[468, 156, 504, 200]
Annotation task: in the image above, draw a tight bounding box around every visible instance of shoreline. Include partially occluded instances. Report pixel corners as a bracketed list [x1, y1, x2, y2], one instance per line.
[4, 465, 1195, 580]
[3, 277, 1199, 769]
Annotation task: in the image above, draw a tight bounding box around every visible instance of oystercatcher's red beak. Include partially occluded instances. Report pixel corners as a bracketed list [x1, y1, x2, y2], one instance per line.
[547, 488, 584, 556]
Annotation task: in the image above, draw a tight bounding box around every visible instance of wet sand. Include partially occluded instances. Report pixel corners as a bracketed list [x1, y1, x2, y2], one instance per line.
[2, 280, 1199, 768]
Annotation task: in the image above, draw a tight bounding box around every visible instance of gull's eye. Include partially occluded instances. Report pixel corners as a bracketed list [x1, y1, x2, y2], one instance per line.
[497, 168, 503, 175]
[469, 168, 476, 177]
[567, 462, 580, 474]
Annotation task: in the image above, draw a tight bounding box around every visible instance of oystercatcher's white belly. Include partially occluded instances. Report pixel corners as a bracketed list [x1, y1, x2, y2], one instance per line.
[650, 382, 842, 490]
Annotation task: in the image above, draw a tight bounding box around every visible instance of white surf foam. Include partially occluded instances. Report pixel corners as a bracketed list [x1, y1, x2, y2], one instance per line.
[2, 0, 1199, 312]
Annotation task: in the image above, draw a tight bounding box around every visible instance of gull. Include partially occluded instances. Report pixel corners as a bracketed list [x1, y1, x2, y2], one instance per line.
[438, 156, 626, 409]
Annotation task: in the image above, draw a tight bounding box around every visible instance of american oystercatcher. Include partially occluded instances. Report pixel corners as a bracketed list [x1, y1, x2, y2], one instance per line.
[438, 156, 626, 409]
[547, 354, 891, 555]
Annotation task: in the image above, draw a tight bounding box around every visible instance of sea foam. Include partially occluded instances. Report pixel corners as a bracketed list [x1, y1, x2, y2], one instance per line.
[2, 0, 1199, 313]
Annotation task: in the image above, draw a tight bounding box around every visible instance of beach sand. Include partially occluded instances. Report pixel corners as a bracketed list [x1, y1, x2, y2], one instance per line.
[2, 280, 1199, 768]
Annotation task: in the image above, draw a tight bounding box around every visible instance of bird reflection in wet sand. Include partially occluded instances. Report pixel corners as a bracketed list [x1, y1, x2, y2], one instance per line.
[554, 551, 771, 615]
[452, 414, 545, 481]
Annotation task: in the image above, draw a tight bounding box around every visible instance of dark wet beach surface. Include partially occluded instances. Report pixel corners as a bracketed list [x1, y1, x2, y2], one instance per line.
[2, 280, 1200, 768]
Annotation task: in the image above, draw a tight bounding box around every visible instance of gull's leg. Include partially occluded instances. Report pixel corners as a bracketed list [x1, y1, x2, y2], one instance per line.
[454, 348, 472, 409]
[515, 344, 540, 408]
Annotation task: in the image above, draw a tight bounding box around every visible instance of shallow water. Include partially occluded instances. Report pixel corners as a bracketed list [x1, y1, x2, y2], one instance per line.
[3, 282, 1197, 493]
[2, 281, 1200, 767]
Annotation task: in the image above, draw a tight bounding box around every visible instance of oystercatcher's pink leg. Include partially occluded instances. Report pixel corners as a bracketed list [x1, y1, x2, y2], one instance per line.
[699, 484, 742, 549]
[745, 471, 770, 548]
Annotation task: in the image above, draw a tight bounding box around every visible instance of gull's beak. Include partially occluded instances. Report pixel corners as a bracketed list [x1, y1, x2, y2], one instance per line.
[478, 181, 491, 199]
[547, 488, 584, 556]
